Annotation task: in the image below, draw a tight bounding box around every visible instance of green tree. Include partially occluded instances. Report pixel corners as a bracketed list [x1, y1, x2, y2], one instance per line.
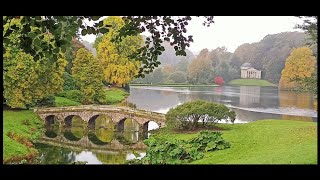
[72, 48, 104, 104]
[3, 48, 67, 108]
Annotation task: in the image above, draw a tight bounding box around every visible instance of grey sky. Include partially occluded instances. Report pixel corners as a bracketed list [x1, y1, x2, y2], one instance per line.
[81, 16, 303, 54]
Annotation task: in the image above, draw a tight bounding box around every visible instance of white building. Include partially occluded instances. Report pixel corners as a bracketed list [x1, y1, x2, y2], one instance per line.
[240, 63, 261, 79]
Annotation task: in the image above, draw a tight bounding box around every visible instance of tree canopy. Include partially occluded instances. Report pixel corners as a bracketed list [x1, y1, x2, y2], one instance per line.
[3, 16, 214, 77]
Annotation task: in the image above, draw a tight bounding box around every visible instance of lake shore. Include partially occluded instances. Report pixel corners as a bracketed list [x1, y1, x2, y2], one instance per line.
[130, 83, 219, 87]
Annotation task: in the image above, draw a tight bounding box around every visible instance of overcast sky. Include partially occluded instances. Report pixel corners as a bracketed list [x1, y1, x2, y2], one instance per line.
[81, 16, 304, 54]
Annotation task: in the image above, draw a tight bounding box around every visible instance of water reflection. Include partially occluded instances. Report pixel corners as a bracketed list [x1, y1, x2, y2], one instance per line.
[127, 85, 317, 122]
[34, 142, 146, 164]
[34, 116, 150, 164]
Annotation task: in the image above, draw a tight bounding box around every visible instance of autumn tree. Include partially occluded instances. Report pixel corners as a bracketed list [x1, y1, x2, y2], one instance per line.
[96, 16, 143, 86]
[214, 76, 225, 86]
[187, 49, 213, 84]
[72, 48, 104, 104]
[279, 47, 316, 90]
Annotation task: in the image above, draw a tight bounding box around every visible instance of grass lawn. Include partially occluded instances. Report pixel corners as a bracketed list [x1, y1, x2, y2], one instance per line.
[228, 79, 277, 87]
[155, 120, 317, 164]
[55, 96, 81, 107]
[3, 109, 44, 163]
[130, 83, 218, 87]
[104, 87, 129, 104]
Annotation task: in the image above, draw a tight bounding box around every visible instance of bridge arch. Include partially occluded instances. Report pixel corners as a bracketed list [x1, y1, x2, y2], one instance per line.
[117, 118, 140, 132]
[142, 120, 160, 132]
[88, 114, 114, 130]
[64, 115, 83, 127]
[45, 115, 56, 126]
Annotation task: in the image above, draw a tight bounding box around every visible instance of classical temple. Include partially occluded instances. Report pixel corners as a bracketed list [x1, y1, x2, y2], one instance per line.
[240, 63, 261, 79]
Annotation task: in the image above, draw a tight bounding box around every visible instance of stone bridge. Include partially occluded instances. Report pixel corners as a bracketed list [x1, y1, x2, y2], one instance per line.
[35, 105, 166, 132]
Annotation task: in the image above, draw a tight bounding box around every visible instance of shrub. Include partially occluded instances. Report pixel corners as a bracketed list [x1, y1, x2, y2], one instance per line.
[57, 90, 82, 102]
[127, 131, 230, 164]
[166, 100, 236, 130]
[35, 95, 55, 107]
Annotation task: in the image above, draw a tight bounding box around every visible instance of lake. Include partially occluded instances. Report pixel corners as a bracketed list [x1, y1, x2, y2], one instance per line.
[127, 85, 317, 123]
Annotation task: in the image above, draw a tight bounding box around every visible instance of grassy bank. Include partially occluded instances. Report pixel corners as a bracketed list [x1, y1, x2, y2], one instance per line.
[55, 88, 129, 106]
[55, 97, 81, 107]
[154, 120, 317, 164]
[228, 79, 276, 87]
[3, 109, 44, 163]
[105, 88, 129, 104]
[130, 83, 218, 87]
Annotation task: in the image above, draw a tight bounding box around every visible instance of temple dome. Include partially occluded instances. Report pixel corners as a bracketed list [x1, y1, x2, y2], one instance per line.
[241, 63, 253, 68]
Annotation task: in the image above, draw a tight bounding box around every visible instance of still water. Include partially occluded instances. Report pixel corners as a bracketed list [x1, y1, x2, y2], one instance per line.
[127, 85, 317, 123]
[34, 116, 150, 164]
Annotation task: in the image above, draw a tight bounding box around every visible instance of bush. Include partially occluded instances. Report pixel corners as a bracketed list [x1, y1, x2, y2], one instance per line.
[127, 131, 230, 164]
[36, 95, 55, 107]
[57, 90, 82, 102]
[94, 89, 109, 104]
[165, 100, 236, 130]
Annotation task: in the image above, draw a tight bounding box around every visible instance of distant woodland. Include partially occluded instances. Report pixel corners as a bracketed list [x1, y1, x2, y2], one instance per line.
[78, 31, 315, 86]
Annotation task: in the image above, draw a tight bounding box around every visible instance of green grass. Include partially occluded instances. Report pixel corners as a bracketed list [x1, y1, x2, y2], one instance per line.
[3, 109, 44, 163]
[130, 83, 218, 87]
[228, 79, 277, 87]
[55, 88, 128, 106]
[55, 96, 81, 107]
[104, 88, 129, 104]
[155, 120, 317, 164]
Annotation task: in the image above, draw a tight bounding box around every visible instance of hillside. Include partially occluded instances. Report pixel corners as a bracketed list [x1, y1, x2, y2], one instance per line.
[229, 31, 307, 84]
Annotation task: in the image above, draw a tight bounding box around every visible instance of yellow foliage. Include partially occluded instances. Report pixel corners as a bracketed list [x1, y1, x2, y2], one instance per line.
[279, 47, 316, 90]
[97, 16, 143, 86]
[3, 50, 67, 108]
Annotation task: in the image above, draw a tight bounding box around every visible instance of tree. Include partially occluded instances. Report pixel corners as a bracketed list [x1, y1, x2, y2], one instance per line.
[97, 17, 143, 86]
[293, 16, 317, 100]
[279, 47, 316, 90]
[72, 48, 104, 104]
[64, 37, 86, 74]
[152, 68, 164, 84]
[168, 71, 187, 83]
[214, 76, 224, 86]
[296, 16, 317, 45]
[187, 49, 213, 84]
[3, 16, 214, 78]
[165, 100, 235, 130]
[3, 49, 67, 108]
